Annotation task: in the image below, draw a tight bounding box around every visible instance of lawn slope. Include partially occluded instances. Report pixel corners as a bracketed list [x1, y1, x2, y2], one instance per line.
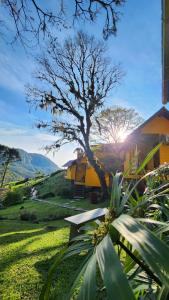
[0, 172, 107, 299]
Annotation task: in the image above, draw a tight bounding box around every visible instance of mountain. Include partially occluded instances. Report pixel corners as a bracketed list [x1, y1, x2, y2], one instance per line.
[9, 149, 59, 180]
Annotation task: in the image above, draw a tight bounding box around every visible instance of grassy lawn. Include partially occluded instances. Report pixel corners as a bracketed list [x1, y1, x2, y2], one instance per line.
[0, 195, 107, 299]
[0, 171, 108, 299]
[0, 220, 68, 299]
[0, 204, 84, 299]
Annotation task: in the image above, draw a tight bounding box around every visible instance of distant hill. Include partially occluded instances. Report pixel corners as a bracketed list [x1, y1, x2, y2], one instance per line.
[8, 149, 59, 181]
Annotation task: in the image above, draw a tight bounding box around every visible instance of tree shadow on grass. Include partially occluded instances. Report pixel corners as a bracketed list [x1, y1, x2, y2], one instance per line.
[0, 228, 46, 246]
[0, 235, 67, 274]
[35, 250, 84, 300]
[0, 219, 67, 246]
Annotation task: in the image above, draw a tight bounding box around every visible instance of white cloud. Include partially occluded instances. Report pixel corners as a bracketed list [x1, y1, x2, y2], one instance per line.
[0, 127, 27, 136]
[35, 133, 57, 142]
[0, 121, 76, 166]
[0, 50, 34, 93]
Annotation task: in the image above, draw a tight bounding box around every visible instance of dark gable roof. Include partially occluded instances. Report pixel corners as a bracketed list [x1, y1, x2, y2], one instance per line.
[62, 159, 77, 168]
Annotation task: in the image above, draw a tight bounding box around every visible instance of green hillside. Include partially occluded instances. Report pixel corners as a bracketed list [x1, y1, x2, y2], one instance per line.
[2, 148, 59, 182]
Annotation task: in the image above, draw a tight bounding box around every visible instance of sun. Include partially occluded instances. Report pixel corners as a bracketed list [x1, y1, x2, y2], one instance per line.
[118, 129, 128, 142]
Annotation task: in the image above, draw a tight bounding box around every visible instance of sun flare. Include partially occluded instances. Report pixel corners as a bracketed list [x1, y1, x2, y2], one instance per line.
[118, 129, 128, 142]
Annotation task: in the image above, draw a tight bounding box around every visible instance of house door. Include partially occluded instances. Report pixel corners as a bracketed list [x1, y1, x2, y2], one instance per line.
[75, 164, 86, 183]
[154, 149, 160, 168]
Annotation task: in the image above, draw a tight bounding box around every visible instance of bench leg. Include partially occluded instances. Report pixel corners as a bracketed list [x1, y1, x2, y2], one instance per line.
[69, 224, 80, 243]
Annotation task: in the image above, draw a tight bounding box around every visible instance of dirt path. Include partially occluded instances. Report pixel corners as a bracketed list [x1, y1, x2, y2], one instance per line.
[33, 198, 87, 212]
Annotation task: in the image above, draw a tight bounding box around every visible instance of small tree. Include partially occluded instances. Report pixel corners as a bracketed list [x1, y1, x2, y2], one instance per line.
[27, 32, 123, 200]
[92, 106, 143, 144]
[0, 145, 21, 187]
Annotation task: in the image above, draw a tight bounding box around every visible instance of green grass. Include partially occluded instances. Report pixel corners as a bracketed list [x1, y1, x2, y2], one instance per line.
[0, 195, 107, 299]
[0, 172, 108, 299]
[0, 219, 68, 299]
[0, 198, 77, 221]
[0, 201, 86, 300]
[37, 171, 70, 197]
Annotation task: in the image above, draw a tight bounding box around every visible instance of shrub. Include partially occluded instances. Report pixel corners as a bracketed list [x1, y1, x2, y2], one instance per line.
[23, 187, 32, 198]
[57, 187, 73, 198]
[42, 212, 70, 221]
[20, 210, 37, 222]
[3, 191, 23, 207]
[13, 178, 29, 186]
[41, 192, 55, 199]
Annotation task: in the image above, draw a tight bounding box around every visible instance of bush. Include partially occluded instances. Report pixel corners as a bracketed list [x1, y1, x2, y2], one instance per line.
[41, 192, 55, 199]
[12, 178, 29, 186]
[57, 187, 73, 198]
[23, 187, 32, 198]
[20, 210, 37, 222]
[42, 212, 70, 221]
[3, 191, 23, 207]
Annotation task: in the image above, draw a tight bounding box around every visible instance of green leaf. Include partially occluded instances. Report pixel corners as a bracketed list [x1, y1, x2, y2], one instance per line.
[157, 286, 169, 300]
[78, 254, 97, 300]
[136, 218, 167, 226]
[96, 234, 135, 300]
[70, 234, 92, 242]
[64, 242, 93, 259]
[112, 215, 169, 288]
[39, 247, 67, 300]
[66, 251, 93, 300]
[110, 172, 122, 211]
[123, 249, 138, 274]
[136, 143, 161, 174]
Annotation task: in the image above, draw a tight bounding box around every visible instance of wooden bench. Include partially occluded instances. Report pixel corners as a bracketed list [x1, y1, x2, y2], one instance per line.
[64, 208, 108, 241]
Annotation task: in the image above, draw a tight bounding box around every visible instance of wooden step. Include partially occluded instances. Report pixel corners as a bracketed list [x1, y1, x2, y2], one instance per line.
[73, 185, 85, 199]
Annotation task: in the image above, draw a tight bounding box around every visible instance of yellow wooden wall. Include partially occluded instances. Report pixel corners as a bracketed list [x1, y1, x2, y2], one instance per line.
[66, 164, 76, 180]
[66, 162, 110, 187]
[160, 144, 169, 164]
[141, 116, 169, 134]
[85, 165, 110, 187]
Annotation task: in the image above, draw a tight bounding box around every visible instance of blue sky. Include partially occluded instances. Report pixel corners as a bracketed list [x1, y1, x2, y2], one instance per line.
[0, 0, 166, 167]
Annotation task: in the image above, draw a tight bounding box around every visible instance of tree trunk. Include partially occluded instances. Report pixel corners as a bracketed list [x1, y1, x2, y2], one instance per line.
[85, 146, 108, 201]
[1, 161, 9, 188]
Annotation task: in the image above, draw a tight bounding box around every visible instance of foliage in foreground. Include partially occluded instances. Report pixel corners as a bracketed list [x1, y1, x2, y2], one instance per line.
[41, 146, 169, 299]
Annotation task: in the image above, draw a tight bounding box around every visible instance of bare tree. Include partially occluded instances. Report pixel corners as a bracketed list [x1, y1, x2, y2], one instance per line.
[1, 0, 125, 46]
[92, 106, 144, 144]
[27, 32, 123, 200]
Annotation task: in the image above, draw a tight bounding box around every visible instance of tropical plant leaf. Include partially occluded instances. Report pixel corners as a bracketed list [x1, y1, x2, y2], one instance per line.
[129, 193, 169, 216]
[110, 172, 122, 211]
[64, 242, 93, 259]
[39, 247, 67, 300]
[66, 251, 93, 300]
[70, 234, 92, 242]
[136, 143, 161, 174]
[157, 286, 169, 300]
[112, 215, 169, 288]
[77, 254, 97, 300]
[136, 218, 167, 226]
[96, 234, 135, 300]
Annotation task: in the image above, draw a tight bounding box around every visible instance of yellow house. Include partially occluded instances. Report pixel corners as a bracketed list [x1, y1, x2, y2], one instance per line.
[63, 144, 125, 189]
[63, 107, 169, 189]
[124, 107, 169, 178]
